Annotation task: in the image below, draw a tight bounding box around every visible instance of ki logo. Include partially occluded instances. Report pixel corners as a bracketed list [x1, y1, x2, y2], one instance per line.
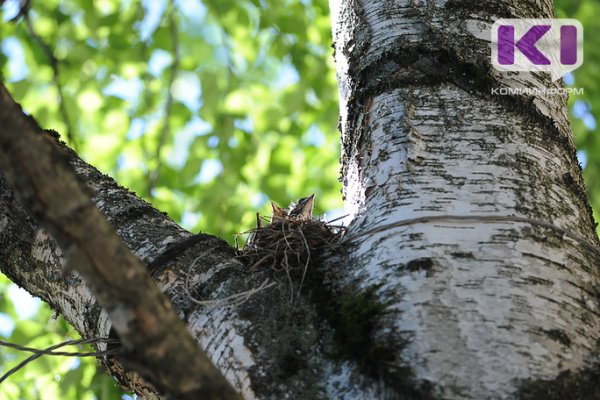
[491, 19, 583, 81]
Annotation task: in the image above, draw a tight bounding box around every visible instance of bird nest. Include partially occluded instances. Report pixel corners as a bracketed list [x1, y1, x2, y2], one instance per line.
[238, 218, 346, 300]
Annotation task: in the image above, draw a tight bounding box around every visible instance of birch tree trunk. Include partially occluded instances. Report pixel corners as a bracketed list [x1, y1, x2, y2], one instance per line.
[1, 0, 600, 399]
[330, 0, 600, 398]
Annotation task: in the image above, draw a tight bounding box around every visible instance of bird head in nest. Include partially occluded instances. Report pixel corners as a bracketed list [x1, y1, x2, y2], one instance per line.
[270, 194, 315, 223]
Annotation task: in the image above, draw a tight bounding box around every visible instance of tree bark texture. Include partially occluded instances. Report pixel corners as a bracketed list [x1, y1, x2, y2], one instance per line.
[331, 0, 600, 398]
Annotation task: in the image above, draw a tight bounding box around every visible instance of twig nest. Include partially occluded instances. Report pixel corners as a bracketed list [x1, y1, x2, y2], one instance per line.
[239, 218, 346, 300]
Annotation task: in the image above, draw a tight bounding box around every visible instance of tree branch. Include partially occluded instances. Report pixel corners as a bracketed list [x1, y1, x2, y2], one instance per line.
[0, 82, 238, 399]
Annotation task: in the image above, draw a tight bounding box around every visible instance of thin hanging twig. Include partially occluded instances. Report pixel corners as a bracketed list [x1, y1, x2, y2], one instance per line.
[0, 337, 120, 384]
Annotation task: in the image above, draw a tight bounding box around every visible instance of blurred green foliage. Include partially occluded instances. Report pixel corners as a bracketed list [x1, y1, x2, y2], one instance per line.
[555, 0, 600, 222]
[0, 0, 341, 242]
[0, 0, 599, 398]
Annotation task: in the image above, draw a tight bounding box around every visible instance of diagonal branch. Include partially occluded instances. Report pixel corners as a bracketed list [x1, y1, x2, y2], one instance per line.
[0, 83, 238, 400]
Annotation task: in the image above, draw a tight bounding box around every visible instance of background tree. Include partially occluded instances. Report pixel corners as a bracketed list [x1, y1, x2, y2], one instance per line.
[0, 0, 599, 399]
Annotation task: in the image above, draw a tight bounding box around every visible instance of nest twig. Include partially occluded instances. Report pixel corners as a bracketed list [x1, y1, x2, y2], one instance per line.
[239, 217, 346, 302]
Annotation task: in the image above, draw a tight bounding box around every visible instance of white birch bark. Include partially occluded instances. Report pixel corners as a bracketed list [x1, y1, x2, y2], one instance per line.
[330, 0, 600, 398]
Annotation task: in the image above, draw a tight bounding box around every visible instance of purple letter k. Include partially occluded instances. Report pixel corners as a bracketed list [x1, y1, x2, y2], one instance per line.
[498, 25, 551, 65]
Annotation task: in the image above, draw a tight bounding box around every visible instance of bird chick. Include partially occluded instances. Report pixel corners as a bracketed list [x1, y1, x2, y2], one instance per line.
[270, 194, 315, 223]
